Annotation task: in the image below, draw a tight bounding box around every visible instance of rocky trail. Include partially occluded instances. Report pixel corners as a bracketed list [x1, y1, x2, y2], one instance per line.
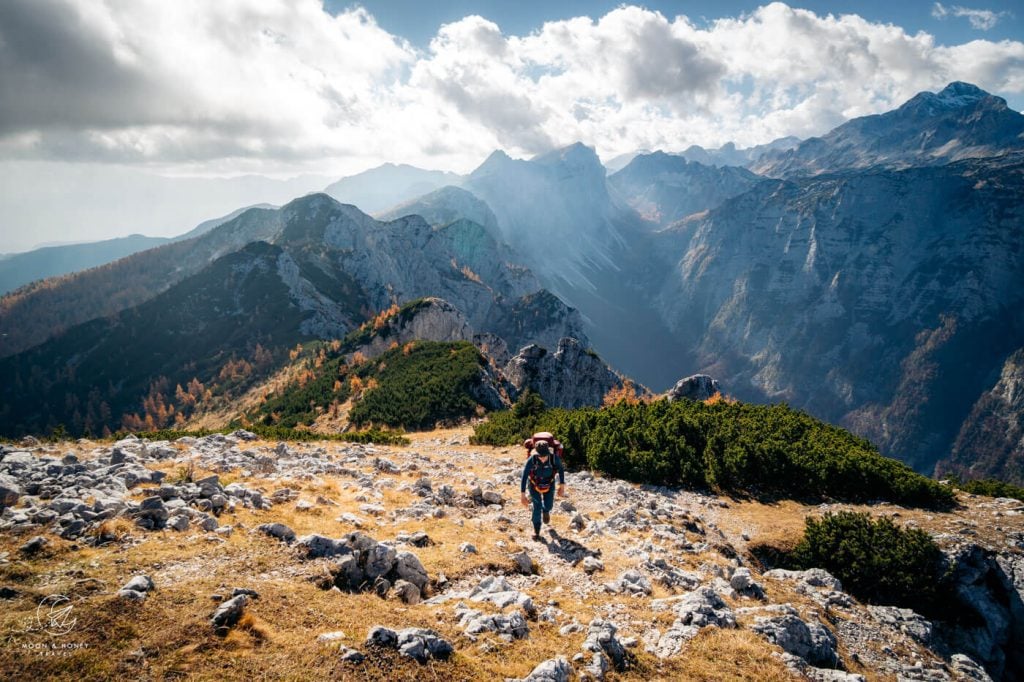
[1, 428, 1022, 681]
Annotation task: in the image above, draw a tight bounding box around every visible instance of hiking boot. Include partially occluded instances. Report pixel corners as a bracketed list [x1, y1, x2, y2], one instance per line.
[532, 533, 542, 541]
[542, 511, 550, 524]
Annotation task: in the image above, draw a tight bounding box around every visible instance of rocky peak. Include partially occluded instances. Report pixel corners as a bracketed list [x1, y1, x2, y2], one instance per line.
[502, 337, 635, 408]
[754, 82, 1024, 177]
[346, 298, 475, 362]
[665, 375, 721, 402]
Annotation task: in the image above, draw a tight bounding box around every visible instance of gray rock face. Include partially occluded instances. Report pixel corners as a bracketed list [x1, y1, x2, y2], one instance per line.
[504, 337, 635, 409]
[609, 152, 763, 228]
[940, 347, 1024, 484]
[653, 152, 1024, 475]
[346, 298, 475, 363]
[666, 374, 721, 402]
[936, 545, 1024, 680]
[750, 612, 839, 668]
[754, 82, 1024, 178]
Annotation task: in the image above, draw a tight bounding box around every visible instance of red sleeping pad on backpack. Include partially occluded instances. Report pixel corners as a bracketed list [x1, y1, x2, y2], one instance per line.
[523, 432, 563, 458]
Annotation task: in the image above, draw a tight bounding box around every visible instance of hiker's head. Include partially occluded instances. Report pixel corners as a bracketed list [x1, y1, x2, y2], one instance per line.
[533, 442, 552, 458]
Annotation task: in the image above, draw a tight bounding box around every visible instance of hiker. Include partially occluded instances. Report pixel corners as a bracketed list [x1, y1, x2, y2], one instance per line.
[520, 441, 565, 540]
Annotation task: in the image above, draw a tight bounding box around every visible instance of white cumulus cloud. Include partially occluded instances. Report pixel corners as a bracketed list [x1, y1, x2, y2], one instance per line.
[932, 3, 1007, 31]
[0, 0, 1022, 174]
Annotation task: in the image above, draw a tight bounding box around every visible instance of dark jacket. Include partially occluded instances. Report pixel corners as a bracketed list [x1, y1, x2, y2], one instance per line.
[521, 454, 565, 493]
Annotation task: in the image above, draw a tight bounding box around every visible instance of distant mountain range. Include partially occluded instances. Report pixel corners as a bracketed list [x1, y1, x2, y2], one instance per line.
[0, 194, 584, 436]
[2, 82, 1022, 485]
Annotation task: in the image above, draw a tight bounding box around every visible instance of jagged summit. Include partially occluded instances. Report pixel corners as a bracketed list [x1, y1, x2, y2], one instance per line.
[754, 81, 1024, 177]
[929, 81, 991, 107]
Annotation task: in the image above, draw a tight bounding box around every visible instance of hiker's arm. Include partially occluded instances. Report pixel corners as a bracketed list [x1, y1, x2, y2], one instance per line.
[520, 458, 532, 505]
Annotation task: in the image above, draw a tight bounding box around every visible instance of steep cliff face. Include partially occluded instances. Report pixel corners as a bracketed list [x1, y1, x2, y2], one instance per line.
[281, 195, 584, 352]
[654, 154, 1024, 473]
[503, 338, 635, 409]
[938, 349, 1024, 485]
[345, 298, 476, 361]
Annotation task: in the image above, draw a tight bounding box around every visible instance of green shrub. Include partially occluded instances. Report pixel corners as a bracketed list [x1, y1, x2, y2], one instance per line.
[114, 425, 408, 446]
[949, 477, 1024, 503]
[472, 398, 956, 509]
[471, 391, 547, 446]
[789, 511, 947, 608]
[347, 341, 486, 430]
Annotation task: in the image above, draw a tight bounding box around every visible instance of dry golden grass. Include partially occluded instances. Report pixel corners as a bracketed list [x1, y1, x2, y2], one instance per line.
[5, 428, 1003, 681]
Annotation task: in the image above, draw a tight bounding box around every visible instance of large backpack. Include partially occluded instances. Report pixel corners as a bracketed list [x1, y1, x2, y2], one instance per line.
[523, 432, 563, 459]
[523, 432, 563, 493]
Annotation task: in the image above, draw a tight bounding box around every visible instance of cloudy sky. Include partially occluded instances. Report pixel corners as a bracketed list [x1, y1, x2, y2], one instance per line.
[1, 0, 1022, 252]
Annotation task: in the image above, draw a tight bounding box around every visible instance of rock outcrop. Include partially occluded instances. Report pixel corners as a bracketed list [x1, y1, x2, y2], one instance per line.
[665, 374, 721, 402]
[504, 337, 638, 408]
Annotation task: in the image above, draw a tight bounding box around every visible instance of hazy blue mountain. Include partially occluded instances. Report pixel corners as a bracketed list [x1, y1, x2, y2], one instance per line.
[0, 204, 274, 296]
[608, 152, 764, 226]
[678, 137, 801, 167]
[0, 206, 284, 358]
[453, 143, 696, 388]
[323, 163, 463, 214]
[0, 234, 170, 296]
[754, 82, 1024, 177]
[377, 185, 501, 237]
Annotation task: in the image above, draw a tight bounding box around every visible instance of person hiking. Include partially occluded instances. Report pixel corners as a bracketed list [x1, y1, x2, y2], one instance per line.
[520, 441, 565, 540]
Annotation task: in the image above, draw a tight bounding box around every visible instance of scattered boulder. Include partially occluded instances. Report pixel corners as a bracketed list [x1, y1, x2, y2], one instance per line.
[509, 656, 573, 682]
[19, 536, 48, 555]
[296, 534, 349, 559]
[365, 626, 454, 664]
[393, 580, 422, 605]
[338, 646, 365, 663]
[458, 608, 529, 640]
[512, 550, 536, 575]
[0, 474, 21, 508]
[118, 574, 155, 600]
[604, 569, 651, 596]
[582, 557, 604, 574]
[951, 653, 994, 682]
[750, 611, 839, 668]
[394, 551, 428, 590]
[651, 587, 737, 658]
[257, 522, 296, 543]
[211, 595, 248, 632]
